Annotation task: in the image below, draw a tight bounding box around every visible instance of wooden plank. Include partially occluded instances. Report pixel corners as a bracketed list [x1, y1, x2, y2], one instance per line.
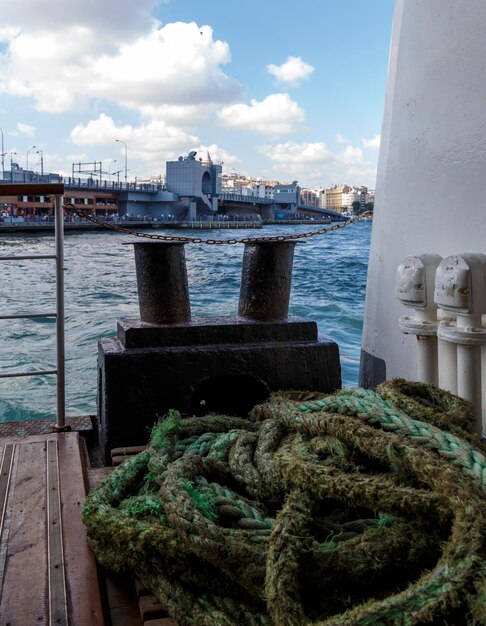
[104, 572, 141, 626]
[57, 433, 105, 626]
[110, 603, 143, 626]
[0, 444, 16, 599]
[111, 446, 147, 457]
[0, 440, 49, 624]
[144, 619, 174, 626]
[87, 466, 112, 492]
[135, 578, 151, 599]
[139, 595, 166, 621]
[0, 433, 106, 625]
[112, 446, 147, 467]
[47, 439, 68, 626]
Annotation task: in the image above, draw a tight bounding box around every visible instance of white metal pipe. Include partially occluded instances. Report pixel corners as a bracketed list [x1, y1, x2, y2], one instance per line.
[455, 315, 482, 431]
[457, 344, 481, 432]
[482, 344, 486, 438]
[415, 335, 438, 385]
[54, 194, 66, 429]
[437, 337, 457, 395]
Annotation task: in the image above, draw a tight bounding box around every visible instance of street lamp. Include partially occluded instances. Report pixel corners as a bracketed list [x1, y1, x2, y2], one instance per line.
[26, 145, 37, 171]
[10, 152, 17, 182]
[36, 149, 44, 175]
[115, 139, 128, 185]
[108, 159, 117, 180]
[0, 128, 4, 180]
[113, 169, 123, 184]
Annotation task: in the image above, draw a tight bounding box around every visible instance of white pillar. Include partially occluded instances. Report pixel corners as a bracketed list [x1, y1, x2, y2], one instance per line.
[437, 335, 457, 395]
[361, 0, 486, 387]
[415, 335, 438, 385]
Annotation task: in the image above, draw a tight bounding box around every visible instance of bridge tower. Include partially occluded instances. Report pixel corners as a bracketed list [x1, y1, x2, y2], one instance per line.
[273, 181, 300, 218]
[166, 151, 222, 219]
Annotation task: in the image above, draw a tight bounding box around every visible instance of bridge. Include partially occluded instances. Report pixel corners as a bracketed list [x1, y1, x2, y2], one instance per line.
[1, 155, 348, 222]
[218, 191, 346, 221]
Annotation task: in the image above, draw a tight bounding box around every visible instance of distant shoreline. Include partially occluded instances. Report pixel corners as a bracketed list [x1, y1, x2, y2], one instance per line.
[0, 218, 335, 234]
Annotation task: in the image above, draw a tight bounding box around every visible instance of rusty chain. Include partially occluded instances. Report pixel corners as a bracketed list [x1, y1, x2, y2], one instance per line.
[63, 203, 373, 245]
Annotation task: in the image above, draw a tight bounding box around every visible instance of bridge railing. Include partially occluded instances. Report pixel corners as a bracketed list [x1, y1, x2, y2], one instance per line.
[219, 191, 273, 204]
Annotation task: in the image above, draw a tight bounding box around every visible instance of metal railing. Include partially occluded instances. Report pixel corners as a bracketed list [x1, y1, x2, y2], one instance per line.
[0, 184, 65, 429]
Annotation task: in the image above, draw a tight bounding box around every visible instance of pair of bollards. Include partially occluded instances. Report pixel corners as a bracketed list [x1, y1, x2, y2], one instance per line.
[131, 240, 296, 325]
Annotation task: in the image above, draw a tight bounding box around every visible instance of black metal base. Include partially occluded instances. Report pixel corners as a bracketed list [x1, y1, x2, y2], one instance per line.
[97, 316, 341, 462]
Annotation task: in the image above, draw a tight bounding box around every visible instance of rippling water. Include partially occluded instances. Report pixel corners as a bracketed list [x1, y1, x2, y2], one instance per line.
[0, 221, 371, 421]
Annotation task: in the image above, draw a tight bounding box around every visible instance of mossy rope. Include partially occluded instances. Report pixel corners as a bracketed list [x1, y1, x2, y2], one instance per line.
[83, 379, 486, 625]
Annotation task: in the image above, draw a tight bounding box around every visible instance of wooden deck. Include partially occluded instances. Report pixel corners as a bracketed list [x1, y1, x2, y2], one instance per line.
[0, 431, 104, 625]
[0, 433, 173, 626]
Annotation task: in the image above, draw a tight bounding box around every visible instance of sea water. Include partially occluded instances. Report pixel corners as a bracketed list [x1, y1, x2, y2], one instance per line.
[0, 221, 371, 421]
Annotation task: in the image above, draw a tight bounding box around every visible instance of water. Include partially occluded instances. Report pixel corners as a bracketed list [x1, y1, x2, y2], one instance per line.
[0, 221, 371, 421]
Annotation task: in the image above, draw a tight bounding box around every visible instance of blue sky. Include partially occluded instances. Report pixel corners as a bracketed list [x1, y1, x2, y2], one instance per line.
[0, 0, 395, 188]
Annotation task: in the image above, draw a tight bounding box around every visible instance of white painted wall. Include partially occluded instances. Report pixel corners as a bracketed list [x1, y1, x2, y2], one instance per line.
[361, 0, 486, 384]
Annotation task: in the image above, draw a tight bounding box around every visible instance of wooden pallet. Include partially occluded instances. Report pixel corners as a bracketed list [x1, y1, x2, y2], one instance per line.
[88, 450, 174, 626]
[110, 445, 147, 467]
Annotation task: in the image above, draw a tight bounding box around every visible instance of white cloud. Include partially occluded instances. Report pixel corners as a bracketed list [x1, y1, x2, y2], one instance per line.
[70, 114, 199, 166]
[17, 122, 36, 136]
[91, 23, 241, 108]
[0, 0, 161, 50]
[218, 94, 305, 136]
[336, 133, 352, 145]
[336, 145, 364, 165]
[139, 103, 216, 126]
[261, 141, 333, 164]
[266, 56, 314, 87]
[193, 144, 240, 165]
[362, 134, 381, 150]
[261, 140, 376, 188]
[0, 11, 242, 113]
[69, 115, 241, 176]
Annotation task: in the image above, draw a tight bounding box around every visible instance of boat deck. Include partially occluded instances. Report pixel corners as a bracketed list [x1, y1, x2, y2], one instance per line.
[0, 432, 173, 625]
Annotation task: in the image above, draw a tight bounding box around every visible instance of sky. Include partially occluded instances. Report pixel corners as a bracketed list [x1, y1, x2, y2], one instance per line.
[0, 0, 395, 189]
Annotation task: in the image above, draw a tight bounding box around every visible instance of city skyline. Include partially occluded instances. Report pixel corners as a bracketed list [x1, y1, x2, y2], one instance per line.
[0, 0, 395, 188]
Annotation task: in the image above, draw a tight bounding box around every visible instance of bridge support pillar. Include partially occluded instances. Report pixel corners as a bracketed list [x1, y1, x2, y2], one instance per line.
[188, 201, 197, 220]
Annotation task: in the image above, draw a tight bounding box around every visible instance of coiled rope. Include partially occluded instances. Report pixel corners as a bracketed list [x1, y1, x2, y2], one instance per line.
[83, 379, 486, 625]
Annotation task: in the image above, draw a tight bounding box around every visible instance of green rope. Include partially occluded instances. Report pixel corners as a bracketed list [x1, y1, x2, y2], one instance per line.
[290, 386, 486, 490]
[83, 381, 486, 625]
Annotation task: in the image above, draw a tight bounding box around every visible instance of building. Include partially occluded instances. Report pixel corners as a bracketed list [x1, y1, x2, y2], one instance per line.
[273, 181, 300, 215]
[323, 185, 352, 212]
[221, 173, 278, 200]
[166, 151, 222, 218]
[1, 166, 120, 219]
[300, 188, 320, 207]
[322, 184, 368, 213]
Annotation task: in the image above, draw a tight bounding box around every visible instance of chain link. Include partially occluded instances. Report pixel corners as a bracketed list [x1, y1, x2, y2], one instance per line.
[63, 204, 373, 245]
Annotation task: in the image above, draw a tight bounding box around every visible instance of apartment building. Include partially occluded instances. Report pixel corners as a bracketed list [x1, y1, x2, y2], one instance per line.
[322, 184, 368, 213]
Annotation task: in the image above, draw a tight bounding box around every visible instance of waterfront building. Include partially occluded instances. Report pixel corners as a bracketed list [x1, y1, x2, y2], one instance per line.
[221, 173, 278, 200]
[0, 166, 120, 219]
[322, 184, 368, 213]
[323, 184, 353, 212]
[300, 188, 320, 207]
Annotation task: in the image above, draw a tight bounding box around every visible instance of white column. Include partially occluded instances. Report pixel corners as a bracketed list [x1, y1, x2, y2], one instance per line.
[361, 0, 486, 387]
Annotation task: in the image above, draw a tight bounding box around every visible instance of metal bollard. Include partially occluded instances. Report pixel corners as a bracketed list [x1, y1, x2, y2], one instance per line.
[131, 241, 191, 324]
[238, 240, 296, 321]
[395, 254, 442, 386]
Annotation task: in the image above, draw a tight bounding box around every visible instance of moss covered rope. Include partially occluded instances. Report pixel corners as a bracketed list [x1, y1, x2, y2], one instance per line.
[83, 379, 486, 625]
